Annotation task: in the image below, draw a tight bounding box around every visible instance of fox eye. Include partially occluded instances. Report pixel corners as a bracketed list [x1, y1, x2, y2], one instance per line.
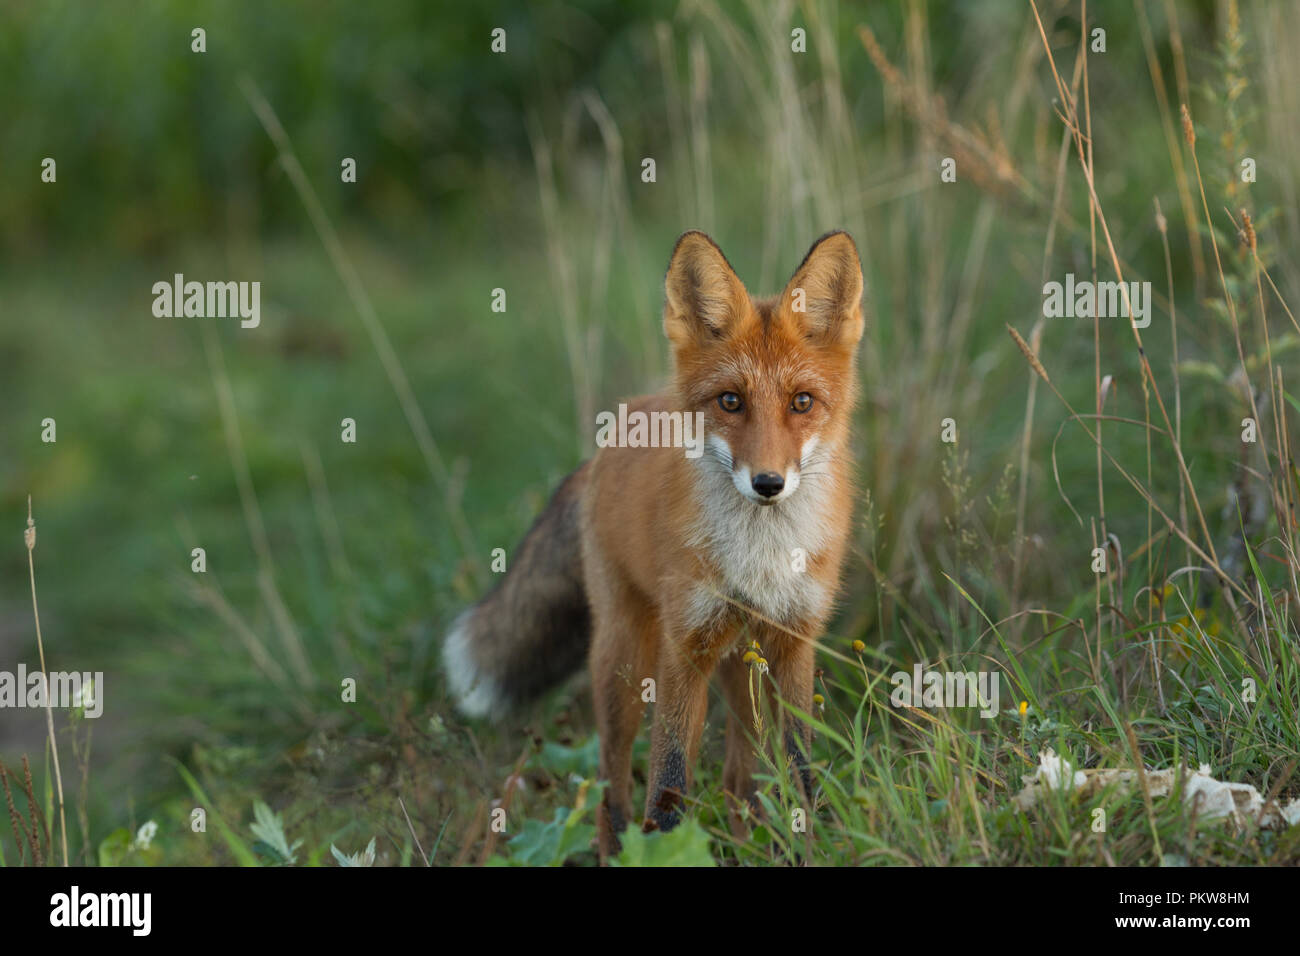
[791, 392, 814, 413]
[718, 392, 743, 413]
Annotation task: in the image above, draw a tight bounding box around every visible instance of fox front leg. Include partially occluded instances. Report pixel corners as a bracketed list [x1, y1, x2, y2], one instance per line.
[642, 642, 713, 834]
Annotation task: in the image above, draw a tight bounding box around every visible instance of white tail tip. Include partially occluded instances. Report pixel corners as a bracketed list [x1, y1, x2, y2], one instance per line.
[442, 609, 505, 719]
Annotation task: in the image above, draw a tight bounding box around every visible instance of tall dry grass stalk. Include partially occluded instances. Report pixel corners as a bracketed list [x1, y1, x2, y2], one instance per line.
[1183, 101, 1298, 617]
[171, 514, 315, 722]
[198, 314, 313, 687]
[528, 84, 661, 449]
[1011, 35, 1086, 622]
[24, 497, 68, 866]
[1135, 0, 1206, 301]
[239, 75, 482, 582]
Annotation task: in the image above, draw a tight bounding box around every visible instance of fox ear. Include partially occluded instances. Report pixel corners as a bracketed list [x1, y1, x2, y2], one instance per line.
[663, 231, 749, 347]
[780, 231, 864, 347]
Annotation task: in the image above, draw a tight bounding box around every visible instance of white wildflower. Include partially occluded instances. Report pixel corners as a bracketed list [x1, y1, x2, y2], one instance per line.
[133, 820, 158, 851]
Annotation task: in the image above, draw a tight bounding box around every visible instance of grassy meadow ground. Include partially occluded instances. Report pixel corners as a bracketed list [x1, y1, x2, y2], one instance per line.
[2, 0, 1300, 866]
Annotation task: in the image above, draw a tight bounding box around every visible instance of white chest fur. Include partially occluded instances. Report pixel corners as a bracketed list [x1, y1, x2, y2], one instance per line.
[684, 462, 836, 628]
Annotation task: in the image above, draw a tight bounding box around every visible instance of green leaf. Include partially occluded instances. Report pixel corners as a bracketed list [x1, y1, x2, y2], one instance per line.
[330, 837, 377, 867]
[250, 800, 303, 866]
[611, 819, 715, 867]
[504, 808, 595, 866]
[533, 737, 600, 776]
[97, 828, 132, 867]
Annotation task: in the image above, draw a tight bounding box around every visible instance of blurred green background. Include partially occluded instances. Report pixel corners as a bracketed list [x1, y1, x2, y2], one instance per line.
[3, 0, 1298, 864]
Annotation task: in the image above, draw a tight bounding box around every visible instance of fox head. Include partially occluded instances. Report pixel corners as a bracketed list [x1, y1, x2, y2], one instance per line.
[663, 230, 864, 506]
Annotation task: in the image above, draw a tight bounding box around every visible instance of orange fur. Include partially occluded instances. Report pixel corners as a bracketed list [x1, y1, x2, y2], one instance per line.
[443, 231, 863, 859]
[582, 231, 863, 855]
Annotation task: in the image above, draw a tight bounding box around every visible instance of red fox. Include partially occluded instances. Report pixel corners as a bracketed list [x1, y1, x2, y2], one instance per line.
[444, 230, 863, 855]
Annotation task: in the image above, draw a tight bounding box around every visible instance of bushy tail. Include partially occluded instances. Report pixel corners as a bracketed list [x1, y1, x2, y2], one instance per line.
[442, 462, 591, 719]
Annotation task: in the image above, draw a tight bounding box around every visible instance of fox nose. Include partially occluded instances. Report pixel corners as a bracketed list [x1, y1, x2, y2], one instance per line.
[751, 472, 785, 498]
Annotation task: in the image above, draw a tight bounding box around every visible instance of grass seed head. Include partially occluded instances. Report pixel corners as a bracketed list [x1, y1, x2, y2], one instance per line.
[1241, 209, 1256, 252]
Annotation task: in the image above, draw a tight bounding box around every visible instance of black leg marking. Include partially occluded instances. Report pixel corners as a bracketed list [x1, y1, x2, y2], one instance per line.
[646, 747, 687, 833]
